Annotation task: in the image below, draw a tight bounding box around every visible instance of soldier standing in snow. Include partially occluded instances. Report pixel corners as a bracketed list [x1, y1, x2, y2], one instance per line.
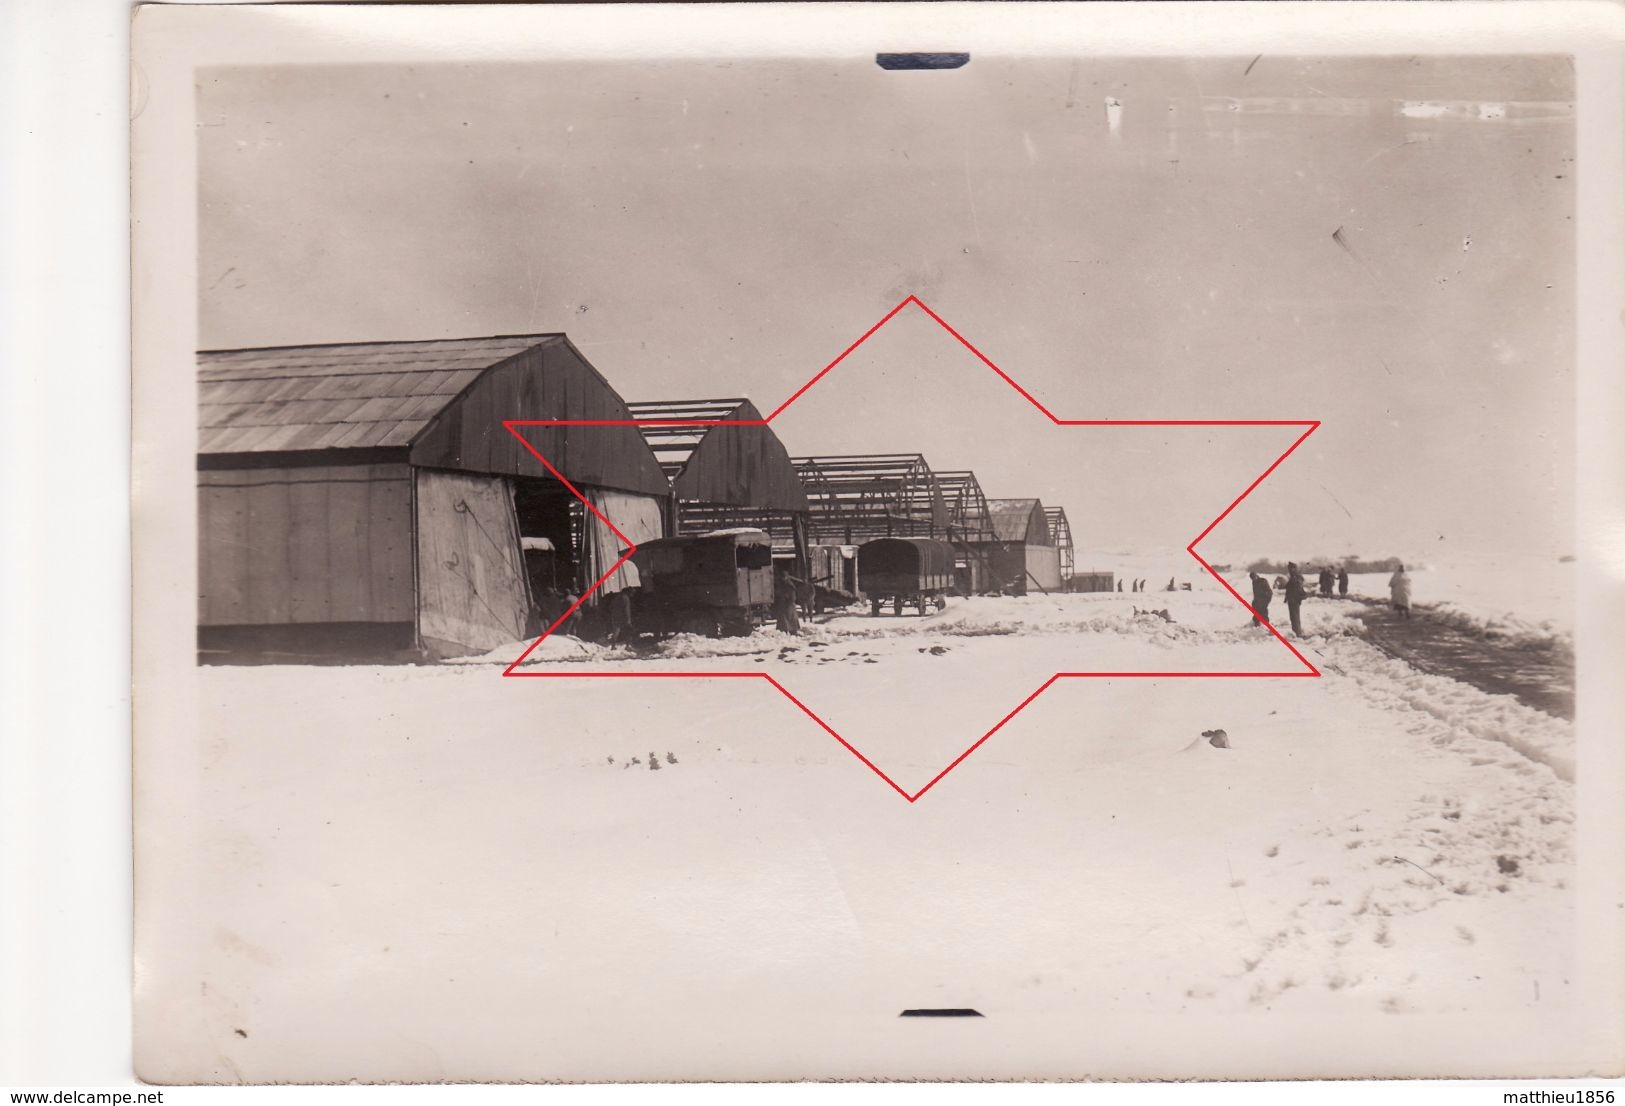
[1249, 571, 1273, 629]
[1337, 566, 1350, 598]
[1284, 563, 1307, 636]
[1389, 563, 1413, 620]
[1318, 566, 1335, 597]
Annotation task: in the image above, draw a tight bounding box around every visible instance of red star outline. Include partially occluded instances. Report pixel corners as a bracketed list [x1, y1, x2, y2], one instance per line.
[500, 295, 1320, 802]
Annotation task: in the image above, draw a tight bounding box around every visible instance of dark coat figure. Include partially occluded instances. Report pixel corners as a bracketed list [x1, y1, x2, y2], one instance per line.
[1318, 567, 1335, 598]
[1284, 563, 1307, 636]
[1337, 567, 1350, 598]
[1249, 572, 1273, 628]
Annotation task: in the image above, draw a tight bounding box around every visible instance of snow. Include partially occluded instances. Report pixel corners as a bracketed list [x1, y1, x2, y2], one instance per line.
[1390, 553, 1574, 645]
[449, 633, 610, 665]
[1219, 549, 1576, 646]
[147, 575, 1584, 1081]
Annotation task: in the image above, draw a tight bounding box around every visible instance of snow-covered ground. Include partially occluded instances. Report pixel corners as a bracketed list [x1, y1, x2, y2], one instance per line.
[1088, 546, 1574, 644]
[1208, 549, 1575, 645]
[1366, 553, 1575, 645]
[149, 580, 1581, 1082]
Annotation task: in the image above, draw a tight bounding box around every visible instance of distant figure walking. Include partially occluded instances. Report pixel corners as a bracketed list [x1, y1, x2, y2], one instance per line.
[1249, 571, 1273, 629]
[1284, 562, 1307, 636]
[1337, 566, 1349, 598]
[1389, 563, 1413, 620]
[1166, 577, 1177, 592]
[1318, 566, 1335, 598]
[1117, 579, 1123, 592]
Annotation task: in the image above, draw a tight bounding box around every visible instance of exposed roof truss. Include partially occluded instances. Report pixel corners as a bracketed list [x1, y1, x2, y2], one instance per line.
[1045, 505, 1076, 578]
[935, 470, 996, 543]
[791, 453, 947, 542]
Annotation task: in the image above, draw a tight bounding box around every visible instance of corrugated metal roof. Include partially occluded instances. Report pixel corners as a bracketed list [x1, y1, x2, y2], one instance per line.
[197, 335, 561, 455]
[986, 498, 1043, 543]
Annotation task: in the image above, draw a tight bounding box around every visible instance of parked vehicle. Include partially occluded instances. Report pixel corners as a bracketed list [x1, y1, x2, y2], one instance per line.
[858, 537, 956, 616]
[629, 528, 775, 637]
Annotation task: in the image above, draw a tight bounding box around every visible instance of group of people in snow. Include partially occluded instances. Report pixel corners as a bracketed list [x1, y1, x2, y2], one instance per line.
[1246, 562, 1414, 636]
[1115, 578, 1192, 593]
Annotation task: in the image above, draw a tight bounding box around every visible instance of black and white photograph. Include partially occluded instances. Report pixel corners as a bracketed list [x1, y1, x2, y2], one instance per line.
[93, 0, 1625, 1091]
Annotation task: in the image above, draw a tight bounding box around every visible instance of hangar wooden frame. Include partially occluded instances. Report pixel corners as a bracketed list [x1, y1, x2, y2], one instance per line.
[1044, 505, 1076, 580]
[790, 453, 950, 544]
[935, 471, 996, 544]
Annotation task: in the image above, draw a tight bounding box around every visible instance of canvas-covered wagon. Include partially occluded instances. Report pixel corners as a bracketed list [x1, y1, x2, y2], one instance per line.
[858, 537, 956, 616]
[629, 528, 775, 638]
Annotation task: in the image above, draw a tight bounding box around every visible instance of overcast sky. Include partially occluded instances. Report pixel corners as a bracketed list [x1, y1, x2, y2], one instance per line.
[198, 54, 1575, 564]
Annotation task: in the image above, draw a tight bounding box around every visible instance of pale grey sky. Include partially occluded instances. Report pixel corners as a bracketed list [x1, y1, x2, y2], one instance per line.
[199, 55, 1575, 562]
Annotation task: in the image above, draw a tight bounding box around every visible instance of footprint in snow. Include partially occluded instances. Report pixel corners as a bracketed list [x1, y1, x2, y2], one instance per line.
[1325, 969, 1360, 992]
